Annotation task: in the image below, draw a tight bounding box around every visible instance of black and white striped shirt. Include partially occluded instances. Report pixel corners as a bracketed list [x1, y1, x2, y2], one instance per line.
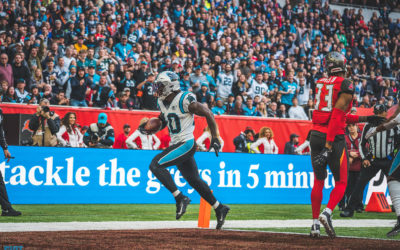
[360, 123, 399, 160]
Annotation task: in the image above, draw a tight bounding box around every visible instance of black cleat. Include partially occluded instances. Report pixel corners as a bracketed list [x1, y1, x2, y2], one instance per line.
[310, 224, 320, 238]
[340, 208, 354, 218]
[319, 210, 336, 239]
[1, 208, 21, 216]
[215, 205, 230, 230]
[175, 195, 191, 220]
[387, 222, 400, 237]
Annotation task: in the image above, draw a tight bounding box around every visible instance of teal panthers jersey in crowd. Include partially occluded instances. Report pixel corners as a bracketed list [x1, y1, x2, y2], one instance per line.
[158, 91, 196, 145]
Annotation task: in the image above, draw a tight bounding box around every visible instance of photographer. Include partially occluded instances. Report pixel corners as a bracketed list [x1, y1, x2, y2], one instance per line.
[28, 99, 60, 146]
[83, 113, 115, 148]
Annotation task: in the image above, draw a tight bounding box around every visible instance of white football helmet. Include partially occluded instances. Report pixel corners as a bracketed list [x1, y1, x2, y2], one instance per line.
[154, 71, 180, 100]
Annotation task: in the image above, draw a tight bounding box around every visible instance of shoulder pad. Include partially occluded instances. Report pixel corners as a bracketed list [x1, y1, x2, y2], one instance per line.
[340, 78, 354, 95]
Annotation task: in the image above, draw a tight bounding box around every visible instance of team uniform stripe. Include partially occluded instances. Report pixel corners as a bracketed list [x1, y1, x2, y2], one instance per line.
[179, 92, 190, 113]
[158, 139, 194, 165]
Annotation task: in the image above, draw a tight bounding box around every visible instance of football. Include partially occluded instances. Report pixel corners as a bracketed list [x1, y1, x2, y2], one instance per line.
[144, 117, 162, 133]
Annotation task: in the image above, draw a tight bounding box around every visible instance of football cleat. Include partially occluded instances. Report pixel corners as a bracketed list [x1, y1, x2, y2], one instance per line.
[176, 195, 191, 220]
[319, 209, 336, 239]
[215, 205, 230, 230]
[310, 224, 321, 238]
[387, 221, 400, 237]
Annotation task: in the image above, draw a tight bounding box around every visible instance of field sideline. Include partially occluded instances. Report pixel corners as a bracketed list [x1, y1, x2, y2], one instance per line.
[0, 204, 399, 240]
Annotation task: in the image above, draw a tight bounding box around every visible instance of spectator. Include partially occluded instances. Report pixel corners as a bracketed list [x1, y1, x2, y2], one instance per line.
[54, 57, 70, 91]
[92, 75, 115, 108]
[26, 85, 43, 105]
[284, 134, 300, 155]
[42, 60, 59, 93]
[0, 53, 13, 88]
[68, 67, 91, 107]
[56, 112, 83, 147]
[50, 91, 70, 106]
[31, 68, 45, 90]
[267, 102, 278, 118]
[196, 125, 224, 152]
[288, 97, 309, 120]
[190, 65, 208, 93]
[277, 104, 289, 118]
[15, 79, 29, 103]
[113, 124, 131, 149]
[338, 123, 363, 211]
[83, 112, 115, 148]
[2, 87, 17, 103]
[12, 53, 31, 89]
[125, 118, 160, 150]
[247, 71, 268, 100]
[138, 72, 157, 110]
[243, 97, 257, 116]
[196, 83, 212, 107]
[216, 63, 236, 102]
[28, 99, 61, 147]
[295, 131, 311, 155]
[251, 127, 279, 154]
[230, 95, 244, 116]
[233, 127, 255, 153]
[211, 98, 226, 115]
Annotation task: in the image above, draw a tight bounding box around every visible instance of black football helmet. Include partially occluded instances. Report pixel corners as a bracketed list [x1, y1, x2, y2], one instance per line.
[323, 52, 347, 76]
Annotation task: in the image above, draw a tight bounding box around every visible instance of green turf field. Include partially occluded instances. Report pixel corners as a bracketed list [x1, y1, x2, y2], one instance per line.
[1, 204, 399, 240]
[1, 204, 396, 222]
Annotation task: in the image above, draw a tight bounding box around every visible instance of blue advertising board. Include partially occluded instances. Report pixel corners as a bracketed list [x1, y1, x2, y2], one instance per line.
[2, 146, 338, 204]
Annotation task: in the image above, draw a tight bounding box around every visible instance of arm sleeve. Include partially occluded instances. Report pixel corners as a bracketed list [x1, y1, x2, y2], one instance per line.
[346, 114, 360, 124]
[359, 124, 371, 160]
[56, 126, 68, 146]
[126, 130, 140, 149]
[250, 138, 262, 153]
[152, 134, 161, 150]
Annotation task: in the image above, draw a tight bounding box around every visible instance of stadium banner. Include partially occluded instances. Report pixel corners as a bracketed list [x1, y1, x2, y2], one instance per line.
[0, 103, 373, 154]
[3, 146, 388, 205]
[2, 146, 330, 204]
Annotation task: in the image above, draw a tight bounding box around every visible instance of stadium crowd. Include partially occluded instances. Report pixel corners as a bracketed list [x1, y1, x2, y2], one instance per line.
[0, 0, 399, 121]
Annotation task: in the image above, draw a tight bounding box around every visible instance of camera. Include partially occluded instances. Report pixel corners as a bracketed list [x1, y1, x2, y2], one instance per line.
[90, 133, 99, 143]
[42, 106, 50, 113]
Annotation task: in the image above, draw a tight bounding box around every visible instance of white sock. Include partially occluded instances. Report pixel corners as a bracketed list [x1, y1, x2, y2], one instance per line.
[212, 201, 220, 209]
[172, 190, 181, 198]
[313, 219, 320, 225]
[388, 180, 400, 217]
[324, 207, 332, 215]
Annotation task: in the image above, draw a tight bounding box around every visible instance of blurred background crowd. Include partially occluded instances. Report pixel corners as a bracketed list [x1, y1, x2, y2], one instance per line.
[0, 0, 400, 120]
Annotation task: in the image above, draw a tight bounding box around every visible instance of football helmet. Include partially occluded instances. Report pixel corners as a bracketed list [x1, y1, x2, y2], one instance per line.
[154, 71, 180, 100]
[323, 52, 347, 76]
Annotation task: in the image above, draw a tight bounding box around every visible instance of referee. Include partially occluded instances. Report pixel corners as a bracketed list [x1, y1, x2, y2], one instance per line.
[0, 108, 21, 216]
[341, 104, 396, 217]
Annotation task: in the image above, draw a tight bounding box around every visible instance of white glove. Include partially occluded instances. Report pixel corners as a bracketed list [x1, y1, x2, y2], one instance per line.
[365, 127, 377, 139]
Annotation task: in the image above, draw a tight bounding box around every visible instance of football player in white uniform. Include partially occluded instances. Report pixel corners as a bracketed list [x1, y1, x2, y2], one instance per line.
[140, 71, 230, 229]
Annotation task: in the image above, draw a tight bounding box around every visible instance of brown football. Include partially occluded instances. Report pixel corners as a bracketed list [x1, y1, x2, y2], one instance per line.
[144, 117, 162, 133]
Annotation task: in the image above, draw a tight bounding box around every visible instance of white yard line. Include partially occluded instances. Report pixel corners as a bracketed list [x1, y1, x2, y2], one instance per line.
[0, 219, 396, 232]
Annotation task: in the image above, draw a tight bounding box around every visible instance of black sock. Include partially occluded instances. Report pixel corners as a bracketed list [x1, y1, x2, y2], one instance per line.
[175, 193, 184, 201]
[397, 216, 400, 223]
